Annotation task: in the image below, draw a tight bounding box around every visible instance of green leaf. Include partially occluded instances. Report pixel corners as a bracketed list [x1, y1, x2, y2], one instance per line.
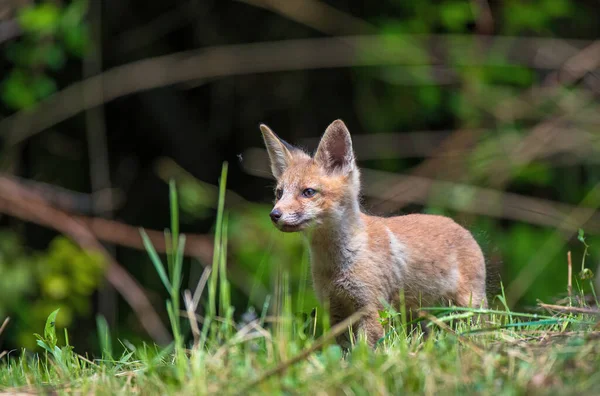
[18, 3, 61, 36]
[578, 229, 585, 243]
[62, 0, 89, 26]
[44, 44, 67, 70]
[439, 1, 474, 32]
[32, 74, 57, 99]
[61, 24, 90, 57]
[1, 69, 37, 110]
[542, 0, 572, 17]
[36, 339, 53, 354]
[579, 268, 594, 280]
[44, 308, 60, 348]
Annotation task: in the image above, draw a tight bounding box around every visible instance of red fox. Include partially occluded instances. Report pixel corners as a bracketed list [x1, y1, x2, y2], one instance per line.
[260, 119, 487, 347]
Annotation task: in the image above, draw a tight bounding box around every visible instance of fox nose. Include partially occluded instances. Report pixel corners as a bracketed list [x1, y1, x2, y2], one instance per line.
[270, 208, 282, 223]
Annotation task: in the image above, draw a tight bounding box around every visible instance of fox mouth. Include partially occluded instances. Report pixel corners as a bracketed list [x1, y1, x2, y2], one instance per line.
[277, 219, 311, 232]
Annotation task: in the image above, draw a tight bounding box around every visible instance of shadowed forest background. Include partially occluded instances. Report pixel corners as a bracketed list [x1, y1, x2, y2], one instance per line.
[0, 0, 599, 354]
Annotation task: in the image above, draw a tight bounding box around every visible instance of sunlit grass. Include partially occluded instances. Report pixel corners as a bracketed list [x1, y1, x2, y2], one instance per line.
[1, 162, 599, 395]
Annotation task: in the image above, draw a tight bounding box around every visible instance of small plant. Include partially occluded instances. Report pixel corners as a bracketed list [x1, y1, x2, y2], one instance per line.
[577, 229, 598, 305]
[140, 179, 187, 363]
[577, 229, 594, 280]
[33, 309, 75, 372]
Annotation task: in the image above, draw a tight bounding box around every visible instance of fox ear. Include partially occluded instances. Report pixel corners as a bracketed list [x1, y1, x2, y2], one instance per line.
[260, 124, 294, 179]
[314, 119, 355, 175]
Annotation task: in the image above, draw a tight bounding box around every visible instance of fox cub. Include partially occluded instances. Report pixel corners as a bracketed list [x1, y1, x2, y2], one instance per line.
[260, 119, 487, 347]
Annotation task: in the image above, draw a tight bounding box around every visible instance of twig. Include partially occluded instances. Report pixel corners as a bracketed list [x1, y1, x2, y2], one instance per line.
[184, 290, 201, 348]
[0, 317, 10, 337]
[471, 0, 494, 35]
[0, 19, 21, 44]
[0, 174, 124, 214]
[0, 175, 214, 262]
[421, 313, 485, 357]
[192, 266, 212, 310]
[568, 251, 573, 299]
[75, 215, 214, 263]
[242, 310, 364, 392]
[538, 303, 600, 316]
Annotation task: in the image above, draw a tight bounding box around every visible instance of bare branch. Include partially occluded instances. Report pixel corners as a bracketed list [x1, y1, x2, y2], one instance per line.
[1, 34, 594, 147]
[0, 177, 172, 345]
[237, 0, 376, 35]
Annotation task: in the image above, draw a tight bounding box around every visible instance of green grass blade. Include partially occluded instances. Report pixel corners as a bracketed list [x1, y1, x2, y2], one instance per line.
[208, 162, 228, 319]
[96, 315, 113, 360]
[418, 307, 589, 322]
[140, 228, 171, 291]
[172, 234, 186, 295]
[169, 179, 179, 258]
[219, 212, 230, 319]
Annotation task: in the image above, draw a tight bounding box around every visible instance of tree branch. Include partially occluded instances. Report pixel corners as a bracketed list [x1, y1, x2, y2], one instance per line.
[1, 34, 594, 147]
[0, 177, 172, 345]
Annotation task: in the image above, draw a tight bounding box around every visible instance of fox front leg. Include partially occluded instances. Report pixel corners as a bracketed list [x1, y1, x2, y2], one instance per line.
[354, 310, 384, 348]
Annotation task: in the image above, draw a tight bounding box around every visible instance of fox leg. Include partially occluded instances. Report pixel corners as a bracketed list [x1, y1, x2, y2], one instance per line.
[354, 310, 384, 348]
[328, 300, 354, 349]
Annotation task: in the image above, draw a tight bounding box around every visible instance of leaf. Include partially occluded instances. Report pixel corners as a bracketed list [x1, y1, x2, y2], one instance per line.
[61, 0, 89, 27]
[44, 308, 60, 348]
[578, 229, 585, 243]
[1, 69, 37, 110]
[36, 339, 53, 354]
[32, 74, 57, 100]
[579, 268, 594, 280]
[439, 1, 474, 32]
[61, 24, 90, 57]
[44, 44, 67, 70]
[18, 3, 61, 36]
[53, 345, 63, 364]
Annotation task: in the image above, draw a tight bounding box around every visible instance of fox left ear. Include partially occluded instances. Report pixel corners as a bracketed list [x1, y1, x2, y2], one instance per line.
[260, 123, 294, 179]
[314, 119, 355, 175]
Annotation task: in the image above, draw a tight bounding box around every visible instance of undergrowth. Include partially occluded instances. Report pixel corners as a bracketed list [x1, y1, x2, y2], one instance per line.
[1, 162, 599, 395]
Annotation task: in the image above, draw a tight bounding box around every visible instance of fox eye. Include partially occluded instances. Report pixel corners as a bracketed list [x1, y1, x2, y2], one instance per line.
[302, 188, 317, 198]
[275, 188, 283, 200]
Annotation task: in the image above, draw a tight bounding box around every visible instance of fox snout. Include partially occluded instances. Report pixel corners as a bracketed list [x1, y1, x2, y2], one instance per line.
[269, 208, 282, 222]
[268, 205, 309, 232]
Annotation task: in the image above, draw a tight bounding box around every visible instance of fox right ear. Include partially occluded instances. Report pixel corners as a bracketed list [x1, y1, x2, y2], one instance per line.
[260, 124, 293, 179]
[314, 119, 355, 175]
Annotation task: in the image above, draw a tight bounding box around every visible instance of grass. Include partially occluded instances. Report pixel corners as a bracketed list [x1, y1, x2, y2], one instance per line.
[1, 163, 600, 395]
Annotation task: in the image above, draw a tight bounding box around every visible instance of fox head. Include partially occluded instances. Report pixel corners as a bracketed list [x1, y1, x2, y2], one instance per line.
[260, 119, 361, 232]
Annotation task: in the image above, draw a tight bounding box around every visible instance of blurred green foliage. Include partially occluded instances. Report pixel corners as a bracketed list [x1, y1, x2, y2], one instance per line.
[0, 231, 105, 349]
[1, 0, 89, 110]
[355, 0, 599, 307]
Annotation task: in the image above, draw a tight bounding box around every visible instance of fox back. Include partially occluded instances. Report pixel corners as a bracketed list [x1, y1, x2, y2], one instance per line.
[261, 120, 487, 347]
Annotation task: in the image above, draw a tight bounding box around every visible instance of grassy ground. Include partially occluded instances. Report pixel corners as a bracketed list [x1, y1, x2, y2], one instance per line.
[0, 303, 598, 395]
[1, 166, 599, 395]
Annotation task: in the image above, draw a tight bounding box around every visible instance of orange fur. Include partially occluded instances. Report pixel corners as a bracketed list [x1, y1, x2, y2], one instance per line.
[260, 120, 487, 347]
